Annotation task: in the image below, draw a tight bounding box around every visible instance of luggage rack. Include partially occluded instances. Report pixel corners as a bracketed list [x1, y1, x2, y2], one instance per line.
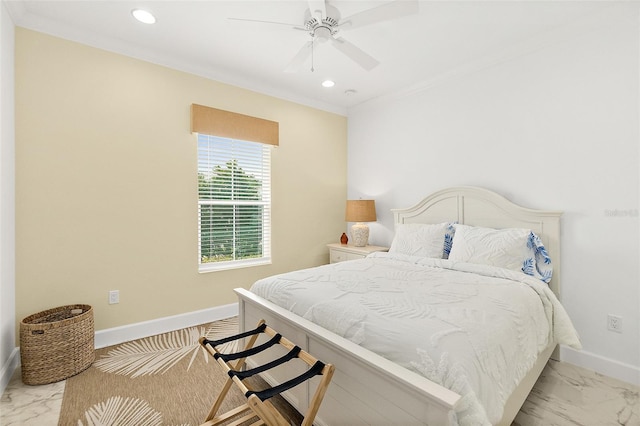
[199, 320, 334, 426]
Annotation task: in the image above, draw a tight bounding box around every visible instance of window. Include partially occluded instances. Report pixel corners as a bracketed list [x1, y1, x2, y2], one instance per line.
[191, 103, 278, 272]
[197, 134, 271, 271]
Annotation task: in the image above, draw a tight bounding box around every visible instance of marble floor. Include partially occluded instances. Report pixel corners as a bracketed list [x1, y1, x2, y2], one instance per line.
[512, 361, 639, 426]
[1, 360, 638, 425]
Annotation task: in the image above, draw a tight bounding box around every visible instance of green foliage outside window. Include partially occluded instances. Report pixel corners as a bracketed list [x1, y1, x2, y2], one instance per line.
[198, 160, 264, 263]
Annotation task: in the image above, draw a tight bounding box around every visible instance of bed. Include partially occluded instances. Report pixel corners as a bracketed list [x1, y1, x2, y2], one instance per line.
[234, 186, 581, 425]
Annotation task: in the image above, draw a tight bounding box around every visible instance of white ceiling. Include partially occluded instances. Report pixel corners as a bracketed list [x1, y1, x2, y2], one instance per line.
[5, 0, 621, 114]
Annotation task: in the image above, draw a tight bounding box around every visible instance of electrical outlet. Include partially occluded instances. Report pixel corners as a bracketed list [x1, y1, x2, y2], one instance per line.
[108, 290, 120, 305]
[607, 314, 622, 333]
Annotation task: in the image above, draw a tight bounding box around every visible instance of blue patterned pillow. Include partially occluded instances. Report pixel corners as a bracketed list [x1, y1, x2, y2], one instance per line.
[525, 231, 553, 283]
[443, 222, 456, 259]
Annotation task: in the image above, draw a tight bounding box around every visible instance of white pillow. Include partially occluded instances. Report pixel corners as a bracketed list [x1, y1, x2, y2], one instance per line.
[448, 224, 530, 271]
[388, 223, 450, 259]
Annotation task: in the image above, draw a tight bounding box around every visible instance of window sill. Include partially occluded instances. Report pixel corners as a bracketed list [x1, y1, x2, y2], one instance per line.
[199, 257, 272, 273]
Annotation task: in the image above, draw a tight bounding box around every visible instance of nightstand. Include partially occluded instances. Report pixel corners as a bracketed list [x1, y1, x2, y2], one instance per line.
[327, 243, 389, 264]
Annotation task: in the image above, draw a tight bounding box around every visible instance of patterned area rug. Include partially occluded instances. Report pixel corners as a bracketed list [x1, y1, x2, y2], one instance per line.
[58, 317, 301, 426]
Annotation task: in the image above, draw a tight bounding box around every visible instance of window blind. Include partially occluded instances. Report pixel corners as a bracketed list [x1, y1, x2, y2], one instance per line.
[197, 134, 271, 271]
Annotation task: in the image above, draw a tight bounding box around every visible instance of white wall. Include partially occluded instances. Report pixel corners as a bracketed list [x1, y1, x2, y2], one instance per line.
[0, 0, 17, 392]
[347, 7, 639, 384]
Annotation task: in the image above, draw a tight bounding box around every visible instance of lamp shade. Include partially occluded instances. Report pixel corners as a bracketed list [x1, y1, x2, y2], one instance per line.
[345, 200, 376, 222]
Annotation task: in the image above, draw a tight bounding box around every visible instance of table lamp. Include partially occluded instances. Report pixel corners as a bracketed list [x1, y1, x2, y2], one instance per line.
[345, 200, 377, 247]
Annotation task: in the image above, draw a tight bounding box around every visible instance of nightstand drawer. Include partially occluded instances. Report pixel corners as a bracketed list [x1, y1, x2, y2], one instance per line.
[330, 250, 364, 263]
[329, 250, 347, 263]
[327, 243, 389, 264]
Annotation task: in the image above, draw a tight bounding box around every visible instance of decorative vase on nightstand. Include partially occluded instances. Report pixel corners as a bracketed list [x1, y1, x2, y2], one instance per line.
[340, 233, 348, 245]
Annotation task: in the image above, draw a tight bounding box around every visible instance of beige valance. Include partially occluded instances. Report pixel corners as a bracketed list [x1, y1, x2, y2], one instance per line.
[190, 103, 279, 146]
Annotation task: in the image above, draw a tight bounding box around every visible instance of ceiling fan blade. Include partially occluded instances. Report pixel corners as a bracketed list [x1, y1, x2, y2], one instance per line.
[339, 0, 419, 31]
[284, 40, 315, 73]
[228, 17, 306, 31]
[308, 0, 327, 22]
[330, 37, 379, 71]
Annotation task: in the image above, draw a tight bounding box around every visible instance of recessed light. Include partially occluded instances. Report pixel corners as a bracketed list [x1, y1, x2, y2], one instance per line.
[132, 9, 156, 24]
[344, 89, 357, 96]
[322, 80, 335, 88]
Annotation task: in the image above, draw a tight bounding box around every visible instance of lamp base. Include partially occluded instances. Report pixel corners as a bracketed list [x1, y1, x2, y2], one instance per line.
[351, 223, 369, 247]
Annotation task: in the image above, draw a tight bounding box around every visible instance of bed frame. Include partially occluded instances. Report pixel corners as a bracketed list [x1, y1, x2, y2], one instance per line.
[235, 186, 562, 425]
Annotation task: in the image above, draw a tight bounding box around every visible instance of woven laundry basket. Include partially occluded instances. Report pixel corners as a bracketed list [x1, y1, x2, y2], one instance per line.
[20, 304, 95, 385]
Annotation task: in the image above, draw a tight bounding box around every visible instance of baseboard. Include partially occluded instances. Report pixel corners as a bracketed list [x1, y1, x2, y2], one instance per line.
[561, 346, 640, 386]
[0, 348, 20, 393]
[94, 303, 239, 349]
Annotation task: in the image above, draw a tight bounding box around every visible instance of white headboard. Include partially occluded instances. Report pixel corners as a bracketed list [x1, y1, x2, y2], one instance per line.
[391, 187, 562, 297]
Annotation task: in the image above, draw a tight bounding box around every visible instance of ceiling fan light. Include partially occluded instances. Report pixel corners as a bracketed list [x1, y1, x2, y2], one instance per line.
[322, 80, 335, 88]
[314, 26, 332, 41]
[132, 9, 156, 24]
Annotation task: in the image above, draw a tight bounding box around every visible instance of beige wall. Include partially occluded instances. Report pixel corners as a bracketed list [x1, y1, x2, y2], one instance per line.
[15, 28, 347, 332]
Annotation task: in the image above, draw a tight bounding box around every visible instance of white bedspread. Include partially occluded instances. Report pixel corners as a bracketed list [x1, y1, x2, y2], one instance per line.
[250, 252, 581, 425]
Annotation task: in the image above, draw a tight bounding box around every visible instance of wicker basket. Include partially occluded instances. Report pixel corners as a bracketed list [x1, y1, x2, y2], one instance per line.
[20, 304, 95, 385]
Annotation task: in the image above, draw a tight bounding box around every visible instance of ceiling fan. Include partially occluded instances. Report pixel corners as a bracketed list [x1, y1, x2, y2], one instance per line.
[229, 0, 419, 72]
